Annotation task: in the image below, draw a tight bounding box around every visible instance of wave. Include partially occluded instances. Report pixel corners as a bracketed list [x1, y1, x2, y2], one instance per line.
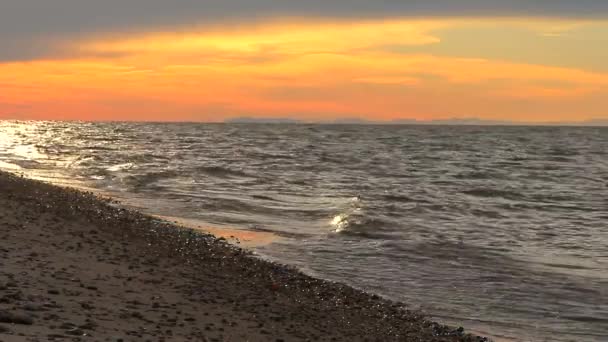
[329, 200, 394, 239]
[332, 217, 395, 239]
[251, 194, 277, 201]
[107, 162, 136, 172]
[382, 194, 416, 202]
[547, 148, 580, 157]
[247, 225, 311, 239]
[82, 145, 117, 151]
[121, 170, 181, 190]
[5, 159, 42, 169]
[453, 171, 502, 180]
[68, 155, 104, 168]
[528, 193, 577, 203]
[382, 194, 433, 205]
[125, 153, 172, 163]
[463, 188, 524, 200]
[466, 189, 577, 204]
[247, 151, 295, 160]
[0, 160, 22, 170]
[194, 165, 254, 178]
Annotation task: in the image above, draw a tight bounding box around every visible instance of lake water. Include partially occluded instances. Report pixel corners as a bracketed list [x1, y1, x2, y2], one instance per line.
[1, 121, 607, 341]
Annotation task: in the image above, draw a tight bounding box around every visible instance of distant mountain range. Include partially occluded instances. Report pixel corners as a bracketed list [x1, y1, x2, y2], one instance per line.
[227, 117, 302, 124]
[226, 117, 608, 126]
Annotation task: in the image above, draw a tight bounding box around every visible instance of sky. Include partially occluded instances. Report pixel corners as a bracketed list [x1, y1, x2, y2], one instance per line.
[1, 1, 607, 122]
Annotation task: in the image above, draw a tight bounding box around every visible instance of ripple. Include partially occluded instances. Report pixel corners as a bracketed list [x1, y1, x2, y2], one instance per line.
[1, 121, 606, 342]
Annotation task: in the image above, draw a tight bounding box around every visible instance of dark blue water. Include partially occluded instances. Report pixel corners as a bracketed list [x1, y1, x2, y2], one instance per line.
[1, 121, 607, 341]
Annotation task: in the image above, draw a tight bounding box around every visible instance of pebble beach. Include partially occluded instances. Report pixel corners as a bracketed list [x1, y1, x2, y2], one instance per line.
[0, 171, 489, 341]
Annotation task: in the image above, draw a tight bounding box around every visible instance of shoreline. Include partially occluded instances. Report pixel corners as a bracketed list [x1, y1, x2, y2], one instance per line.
[0, 170, 489, 341]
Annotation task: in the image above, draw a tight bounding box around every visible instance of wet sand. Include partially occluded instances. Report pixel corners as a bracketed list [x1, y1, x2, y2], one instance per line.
[0, 171, 489, 341]
[152, 215, 279, 249]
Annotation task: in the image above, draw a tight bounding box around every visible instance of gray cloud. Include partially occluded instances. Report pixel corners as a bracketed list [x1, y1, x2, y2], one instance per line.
[2, 0, 608, 61]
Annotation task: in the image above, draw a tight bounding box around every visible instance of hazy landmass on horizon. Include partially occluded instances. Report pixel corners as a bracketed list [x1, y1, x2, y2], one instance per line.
[226, 117, 608, 126]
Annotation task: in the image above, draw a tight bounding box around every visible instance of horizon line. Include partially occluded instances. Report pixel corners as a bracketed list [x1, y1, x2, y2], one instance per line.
[1, 118, 607, 127]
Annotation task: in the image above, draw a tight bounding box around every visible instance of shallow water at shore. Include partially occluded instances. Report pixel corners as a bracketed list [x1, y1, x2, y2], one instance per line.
[1, 121, 607, 341]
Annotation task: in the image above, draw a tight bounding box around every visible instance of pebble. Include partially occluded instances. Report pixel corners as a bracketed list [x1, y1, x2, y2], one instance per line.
[65, 327, 85, 336]
[0, 310, 34, 325]
[0, 171, 489, 342]
[22, 303, 45, 312]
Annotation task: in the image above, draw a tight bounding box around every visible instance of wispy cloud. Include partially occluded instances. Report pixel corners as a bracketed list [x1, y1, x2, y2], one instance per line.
[2, 18, 607, 122]
[2, 0, 608, 61]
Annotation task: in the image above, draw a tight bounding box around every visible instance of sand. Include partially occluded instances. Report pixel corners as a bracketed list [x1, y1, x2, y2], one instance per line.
[0, 171, 489, 341]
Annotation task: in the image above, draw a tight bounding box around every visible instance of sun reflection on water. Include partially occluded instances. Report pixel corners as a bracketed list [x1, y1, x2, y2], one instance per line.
[0, 121, 52, 174]
[331, 213, 349, 233]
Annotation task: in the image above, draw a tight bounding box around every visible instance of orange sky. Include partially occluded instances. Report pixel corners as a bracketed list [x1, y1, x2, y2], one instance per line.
[1, 18, 607, 122]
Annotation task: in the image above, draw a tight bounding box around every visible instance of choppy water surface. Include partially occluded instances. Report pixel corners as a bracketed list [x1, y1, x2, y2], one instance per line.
[1, 121, 607, 341]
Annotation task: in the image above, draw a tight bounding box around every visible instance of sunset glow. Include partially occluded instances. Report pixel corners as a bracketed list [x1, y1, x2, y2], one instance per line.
[2, 17, 607, 122]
